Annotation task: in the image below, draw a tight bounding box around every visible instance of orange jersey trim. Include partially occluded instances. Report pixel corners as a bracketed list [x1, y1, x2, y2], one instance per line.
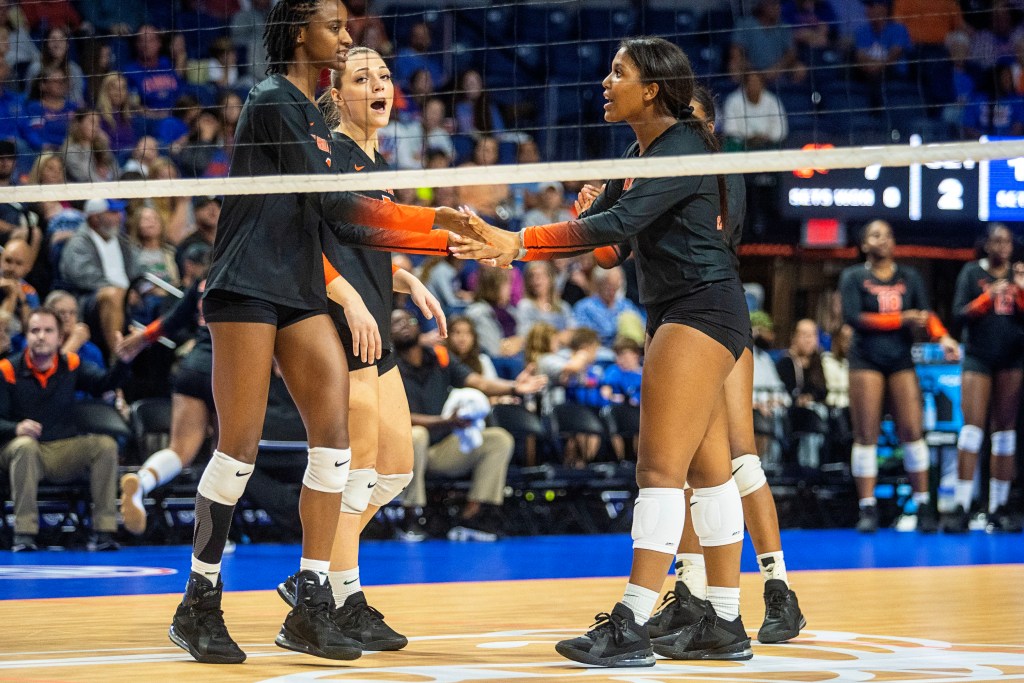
[434, 345, 450, 368]
[323, 253, 341, 287]
[144, 320, 163, 343]
[860, 312, 903, 331]
[349, 197, 435, 234]
[926, 313, 949, 340]
[0, 359, 14, 384]
[963, 291, 993, 317]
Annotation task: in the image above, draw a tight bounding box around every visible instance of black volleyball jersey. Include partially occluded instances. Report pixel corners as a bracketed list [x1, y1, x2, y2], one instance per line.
[523, 122, 736, 306]
[952, 260, 1024, 360]
[839, 263, 936, 362]
[323, 133, 396, 358]
[205, 74, 440, 310]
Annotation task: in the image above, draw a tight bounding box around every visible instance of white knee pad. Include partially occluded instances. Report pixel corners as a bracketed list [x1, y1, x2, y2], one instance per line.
[691, 479, 744, 547]
[903, 439, 930, 474]
[630, 487, 686, 555]
[992, 430, 1016, 457]
[341, 467, 378, 514]
[851, 444, 878, 478]
[197, 450, 252, 505]
[302, 446, 351, 493]
[957, 425, 984, 454]
[369, 472, 413, 507]
[731, 454, 767, 497]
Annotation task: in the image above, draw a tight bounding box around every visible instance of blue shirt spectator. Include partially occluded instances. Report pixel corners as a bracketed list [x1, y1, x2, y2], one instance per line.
[393, 22, 446, 91]
[124, 26, 182, 118]
[0, 72, 25, 144]
[854, 1, 913, 78]
[571, 267, 645, 348]
[730, 0, 805, 84]
[19, 96, 77, 152]
[601, 337, 643, 406]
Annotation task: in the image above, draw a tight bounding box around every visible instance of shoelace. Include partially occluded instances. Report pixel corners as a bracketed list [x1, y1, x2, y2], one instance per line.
[586, 611, 629, 646]
[764, 590, 788, 619]
[192, 598, 232, 639]
[342, 602, 388, 630]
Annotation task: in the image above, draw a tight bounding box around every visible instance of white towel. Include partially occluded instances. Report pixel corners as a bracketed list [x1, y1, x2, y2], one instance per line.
[441, 388, 491, 453]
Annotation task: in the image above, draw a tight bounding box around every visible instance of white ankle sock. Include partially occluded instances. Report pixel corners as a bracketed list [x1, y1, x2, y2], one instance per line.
[674, 553, 707, 599]
[912, 491, 930, 505]
[329, 567, 361, 604]
[756, 551, 788, 586]
[191, 556, 220, 584]
[990, 479, 1011, 513]
[859, 497, 877, 508]
[299, 558, 330, 584]
[707, 586, 740, 621]
[137, 469, 156, 496]
[621, 583, 659, 624]
[954, 480, 973, 511]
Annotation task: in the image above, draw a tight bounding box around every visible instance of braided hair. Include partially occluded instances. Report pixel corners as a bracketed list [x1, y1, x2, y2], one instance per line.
[618, 37, 728, 230]
[264, 0, 323, 76]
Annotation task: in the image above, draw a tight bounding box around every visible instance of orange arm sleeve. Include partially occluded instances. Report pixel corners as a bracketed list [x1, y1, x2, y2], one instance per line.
[927, 313, 949, 340]
[323, 254, 341, 286]
[392, 263, 401, 275]
[859, 312, 903, 331]
[962, 291, 993, 317]
[143, 320, 163, 343]
[347, 196, 435, 233]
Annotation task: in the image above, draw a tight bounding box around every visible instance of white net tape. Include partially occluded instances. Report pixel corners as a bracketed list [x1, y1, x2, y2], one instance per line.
[5, 139, 1024, 204]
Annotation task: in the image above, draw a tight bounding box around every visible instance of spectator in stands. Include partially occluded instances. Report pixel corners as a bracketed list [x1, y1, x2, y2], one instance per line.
[445, 315, 497, 379]
[175, 0, 227, 60]
[750, 311, 790, 462]
[394, 21, 446, 92]
[229, 0, 272, 82]
[0, 140, 25, 241]
[124, 25, 182, 119]
[969, 1, 1021, 69]
[95, 73, 138, 161]
[174, 108, 229, 179]
[465, 267, 523, 359]
[776, 319, 828, 468]
[23, 27, 85, 107]
[0, 237, 38, 332]
[721, 71, 789, 150]
[45, 290, 103, 368]
[420, 255, 472, 315]
[17, 0, 80, 33]
[0, 307, 129, 552]
[572, 266, 645, 348]
[515, 261, 575, 338]
[145, 157, 192, 242]
[892, 0, 963, 47]
[59, 198, 141, 357]
[782, 0, 838, 51]
[418, 97, 455, 162]
[522, 181, 573, 229]
[730, 0, 807, 84]
[179, 243, 211, 289]
[392, 308, 544, 540]
[122, 136, 160, 177]
[537, 326, 604, 466]
[159, 95, 202, 151]
[0, 57, 24, 147]
[0, 3, 39, 74]
[346, 0, 392, 56]
[601, 336, 643, 407]
[454, 69, 506, 138]
[560, 253, 597, 306]
[79, 0, 144, 37]
[175, 195, 219, 275]
[524, 321, 557, 367]
[169, 32, 191, 84]
[128, 206, 179, 289]
[962, 63, 1024, 138]
[855, 0, 913, 81]
[25, 151, 65, 186]
[822, 323, 851, 409]
[204, 37, 243, 90]
[20, 68, 77, 152]
[61, 111, 115, 183]
[217, 91, 241, 156]
[395, 67, 434, 123]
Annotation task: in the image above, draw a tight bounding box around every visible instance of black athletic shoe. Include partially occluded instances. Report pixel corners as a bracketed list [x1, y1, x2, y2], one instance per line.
[647, 581, 708, 639]
[555, 603, 655, 667]
[334, 591, 408, 651]
[916, 501, 939, 533]
[856, 505, 878, 533]
[940, 504, 970, 534]
[277, 571, 299, 607]
[651, 602, 753, 661]
[275, 571, 362, 660]
[757, 579, 806, 643]
[168, 572, 246, 664]
[987, 505, 1023, 533]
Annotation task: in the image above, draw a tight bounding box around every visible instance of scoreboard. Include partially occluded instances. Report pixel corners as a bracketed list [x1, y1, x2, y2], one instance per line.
[780, 136, 1020, 224]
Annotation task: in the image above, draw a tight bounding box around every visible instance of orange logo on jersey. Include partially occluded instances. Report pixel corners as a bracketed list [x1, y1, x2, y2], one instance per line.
[326, 158, 331, 167]
[623, 178, 634, 191]
[354, 165, 365, 171]
[311, 134, 330, 153]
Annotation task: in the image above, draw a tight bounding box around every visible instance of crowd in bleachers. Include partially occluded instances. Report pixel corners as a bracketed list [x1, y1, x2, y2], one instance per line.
[1, 0, 1022, 545]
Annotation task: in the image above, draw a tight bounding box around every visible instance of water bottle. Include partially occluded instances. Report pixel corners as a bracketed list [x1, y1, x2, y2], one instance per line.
[923, 391, 937, 432]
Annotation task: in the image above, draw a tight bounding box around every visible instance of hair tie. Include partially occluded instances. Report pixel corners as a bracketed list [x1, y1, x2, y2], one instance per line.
[680, 105, 694, 119]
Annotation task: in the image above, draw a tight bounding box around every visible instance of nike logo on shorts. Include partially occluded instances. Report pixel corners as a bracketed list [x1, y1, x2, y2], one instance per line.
[235, 470, 252, 477]
[335, 459, 350, 467]
[354, 164, 365, 171]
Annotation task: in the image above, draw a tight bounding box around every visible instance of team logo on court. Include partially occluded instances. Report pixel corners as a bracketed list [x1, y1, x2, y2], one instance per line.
[0, 565, 177, 580]
[251, 629, 1024, 682]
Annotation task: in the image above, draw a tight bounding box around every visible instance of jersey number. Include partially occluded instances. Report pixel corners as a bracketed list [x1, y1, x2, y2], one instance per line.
[877, 290, 903, 314]
[995, 288, 1014, 315]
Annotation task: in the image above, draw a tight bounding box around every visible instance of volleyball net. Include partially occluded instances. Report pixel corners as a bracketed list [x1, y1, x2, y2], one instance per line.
[2, 1, 1023, 236]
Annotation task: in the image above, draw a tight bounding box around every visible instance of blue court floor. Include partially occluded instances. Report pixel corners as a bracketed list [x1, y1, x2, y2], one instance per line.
[2, 529, 1022, 600]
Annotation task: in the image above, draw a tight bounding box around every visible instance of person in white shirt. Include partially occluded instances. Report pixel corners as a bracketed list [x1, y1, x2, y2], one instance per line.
[721, 71, 789, 149]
